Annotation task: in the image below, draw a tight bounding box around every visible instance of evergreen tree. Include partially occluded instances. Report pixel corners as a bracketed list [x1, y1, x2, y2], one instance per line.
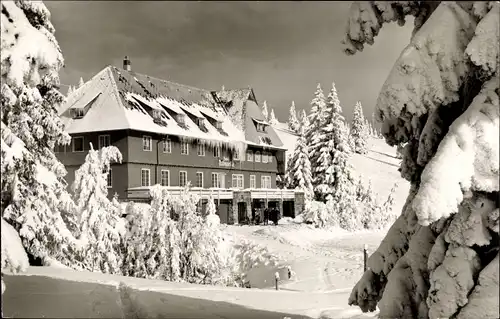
[1, 1, 77, 265]
[350, 101, 368, 154]
[72, 144, 123, 274]
[313, 82, 350, 200]
[67, 85, 74, 96]
[287, 126, 313, 200]
[78, 77, 85, 88]
[344, 2, 500, 318]
[305, 83, 327, 183]
[261, 100, 269, 121]
[269, 108, 278, 126]
[287, 101, 300, 133]
[298, 109, 310, 130]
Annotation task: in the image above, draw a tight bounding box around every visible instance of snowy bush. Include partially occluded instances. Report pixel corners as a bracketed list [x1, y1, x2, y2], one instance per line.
[122, 185, 230, 285]
[344, 2, 500, 318]
[228, 238, 282, 287]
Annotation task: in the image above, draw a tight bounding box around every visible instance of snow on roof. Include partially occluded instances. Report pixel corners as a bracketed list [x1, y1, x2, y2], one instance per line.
[252, 118, 270, 125]
[60, 66, 284, 150]
[156, 96, 185, 114]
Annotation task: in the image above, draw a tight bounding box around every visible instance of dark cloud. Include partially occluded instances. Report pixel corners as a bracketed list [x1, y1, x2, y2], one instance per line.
[46, 1, 412, 123]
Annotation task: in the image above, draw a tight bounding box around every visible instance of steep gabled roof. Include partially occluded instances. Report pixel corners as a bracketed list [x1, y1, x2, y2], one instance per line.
[60, 66, 285, 150]
[214, 88, 284, 148]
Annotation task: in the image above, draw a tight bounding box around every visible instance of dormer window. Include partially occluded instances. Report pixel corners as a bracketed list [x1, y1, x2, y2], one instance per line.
[71, 108, 85, 119]
[256, 123, 267, 133]
[253, 118, 268, 133]
[176, 114, 186, 125]
[152, 109, 162, 120]
[215, 121, 223, 130]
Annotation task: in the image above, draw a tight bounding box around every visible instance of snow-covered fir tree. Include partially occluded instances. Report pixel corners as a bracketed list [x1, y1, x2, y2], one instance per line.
[287, 101, 300, 133]
[72, 144, 123, 274]
[287, 126, 313, 200]
[67, 85, 74, 96]
[260, 100, 269, 121]
[344, 2, 500, 318]
[313, 82, 351, 201]
[298, 109, 310, 130]
[78, 77, 84, 88]
[1, 0, 77, 266]
[268, 108, 278, 126]
[305, 83, 327, 185]
[350, 101, 368, 154]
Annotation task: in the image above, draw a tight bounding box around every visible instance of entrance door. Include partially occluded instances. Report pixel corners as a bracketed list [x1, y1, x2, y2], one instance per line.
[238, 202, 247, 224]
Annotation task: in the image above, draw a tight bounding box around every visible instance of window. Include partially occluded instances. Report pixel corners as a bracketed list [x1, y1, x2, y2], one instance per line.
[233, 150, 240, 161]
[215, 121, 223, 130]
[72, 136, 84, 152]
[255, 151, 261, 163]
[214, 146, 221, 158]
[232, 174, 244, 189]
[268, 153, 273, 163]
[177, 114, 186, 125]
[261, 175, 271, 189]
[179, 171, 187, 187]
[160, 170, 170, 187]
[262, 152, 268, 164]
[222, 150, 229, 161]
[103, 168, 112, 188]
[143, 136, 152, 151]
[72, 108, 85, 119]
[141, 168, 151, 187]
[246, 151, 253, 162]
[195, 172, 203, 188]
[98, 135, 110, 149]
[197, 144, 205, 156]
[250, 175, 256, 189]
[163, 138, 171, 153]
[211, 172, 220, 188]
[181, 141, 189, 155]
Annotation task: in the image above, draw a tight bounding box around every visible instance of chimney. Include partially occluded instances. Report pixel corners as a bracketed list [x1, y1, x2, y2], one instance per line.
[123, 56, 131, 71]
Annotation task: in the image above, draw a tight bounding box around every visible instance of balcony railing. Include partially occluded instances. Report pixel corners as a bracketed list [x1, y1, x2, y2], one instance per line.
[127, 186, 303, 202]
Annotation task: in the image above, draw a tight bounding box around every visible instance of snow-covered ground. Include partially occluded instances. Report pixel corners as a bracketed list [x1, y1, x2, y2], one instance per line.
[3, 137, 407, 319]
[219, 137, 409, 317]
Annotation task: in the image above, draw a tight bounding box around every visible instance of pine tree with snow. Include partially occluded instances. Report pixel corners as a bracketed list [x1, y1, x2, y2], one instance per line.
[287, 126, 313, 200]
[344, 2, 500, 318]
[305, 83, 327, 184]
[261, 100, 269, 121]
[313, 82, 351, 201]
[268, 108, 278, 126]
[1, 1, 78, 266]
[78, 77, 85, 88]
[72, 144, 123, 274]
[67, 85, 74, 96]
[350, 101, 369, 154]
[298, 109, 310, 130]
[287, 101, 300, 133]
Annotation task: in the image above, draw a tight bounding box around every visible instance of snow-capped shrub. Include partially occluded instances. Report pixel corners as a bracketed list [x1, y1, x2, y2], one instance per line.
[1, 218, 29, 297]
[228, 238, 282, 287]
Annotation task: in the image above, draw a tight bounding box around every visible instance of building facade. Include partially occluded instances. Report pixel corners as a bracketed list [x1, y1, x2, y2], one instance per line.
[57, 58, 304, 224]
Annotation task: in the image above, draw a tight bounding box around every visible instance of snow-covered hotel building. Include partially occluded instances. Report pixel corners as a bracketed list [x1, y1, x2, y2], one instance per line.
[56, 57, 304, 224]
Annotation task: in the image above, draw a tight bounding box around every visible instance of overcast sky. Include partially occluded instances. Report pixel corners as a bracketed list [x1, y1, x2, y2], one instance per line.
[46, 1, 412, 123]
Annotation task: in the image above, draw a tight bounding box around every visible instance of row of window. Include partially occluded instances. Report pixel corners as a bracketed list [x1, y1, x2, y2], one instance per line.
[63, 135, 273, 165]
[143, 136, 273, 163]
[140, 169, 272, 189]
